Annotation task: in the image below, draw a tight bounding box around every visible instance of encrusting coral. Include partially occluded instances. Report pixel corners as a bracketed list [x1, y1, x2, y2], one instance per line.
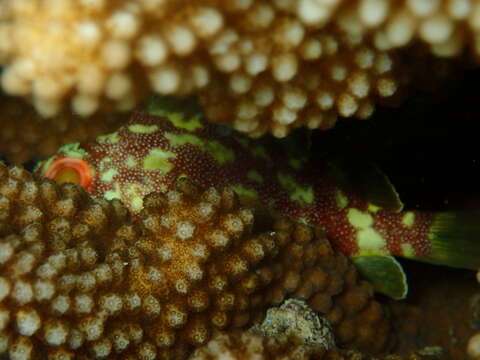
[189, 298, 338, 360]
[190, 330, 427, 360]
[0, 95, 129, 163]
[189, 329, 332, 360]
[0, 162, 392, 359]
[190, 299, 427, 360]
[0, 0, 471, 137]
[249, 298, 336, 350]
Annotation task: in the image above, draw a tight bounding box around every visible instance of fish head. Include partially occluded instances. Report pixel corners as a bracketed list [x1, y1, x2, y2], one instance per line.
[36, 112, 181, 214]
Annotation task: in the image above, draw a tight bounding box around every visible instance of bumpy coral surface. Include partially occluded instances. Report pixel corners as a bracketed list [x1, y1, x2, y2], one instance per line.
[189, 329, 330, 360]
[0, 95, 128, 163]
[0, 0, 470, 137]
[0, 163, 391, 359]
[190, 329, 427, 360]
[250, 298, 336, 350]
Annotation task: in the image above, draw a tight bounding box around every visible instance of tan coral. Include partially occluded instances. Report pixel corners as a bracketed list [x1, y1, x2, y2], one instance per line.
[189, 329, 330, 360]
[0, 0, 467, 138]
[189, 329, 426, 360]
[0, 96, 129, 163]
[0, 164, 392, 359]
[129, 178, 393, 357]
[331, 0, 480, 58]
[0, 163, 132, 360]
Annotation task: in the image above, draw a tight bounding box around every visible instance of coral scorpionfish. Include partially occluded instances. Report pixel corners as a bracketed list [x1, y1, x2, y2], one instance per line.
[37, 97, 480, 298]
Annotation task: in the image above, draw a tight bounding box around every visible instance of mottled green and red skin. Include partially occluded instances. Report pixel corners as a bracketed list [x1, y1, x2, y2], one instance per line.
[38, 110, 433, 260]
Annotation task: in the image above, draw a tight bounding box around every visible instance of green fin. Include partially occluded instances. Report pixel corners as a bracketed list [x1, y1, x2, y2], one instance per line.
[328, 157, 403, 212]
[426, 211, 480, 269]
[352, 255, 408, 300]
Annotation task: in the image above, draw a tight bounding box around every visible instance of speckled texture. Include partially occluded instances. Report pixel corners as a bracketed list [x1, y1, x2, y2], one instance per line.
[250, 298, 335, 349]
[37, 103, 438, 263]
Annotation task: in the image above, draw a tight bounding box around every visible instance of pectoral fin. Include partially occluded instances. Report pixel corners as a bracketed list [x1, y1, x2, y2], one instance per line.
[352, 255, 408, 300]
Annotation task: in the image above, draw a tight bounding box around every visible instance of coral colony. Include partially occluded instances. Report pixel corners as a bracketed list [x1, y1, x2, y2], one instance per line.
[3, 0, 480, 359]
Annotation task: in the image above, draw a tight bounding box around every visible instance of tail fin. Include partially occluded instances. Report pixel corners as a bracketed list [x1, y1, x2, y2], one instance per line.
[424, 211, 480, 269]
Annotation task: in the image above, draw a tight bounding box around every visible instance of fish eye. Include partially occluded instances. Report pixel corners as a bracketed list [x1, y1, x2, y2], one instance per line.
[43, 157, 93, 189]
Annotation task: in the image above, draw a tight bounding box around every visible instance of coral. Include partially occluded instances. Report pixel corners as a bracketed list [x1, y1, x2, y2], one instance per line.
[222, 299, 426, 359]
[250, 298, 336, 349]
[189, 331, 431, 360]
[189, 329, 331, 360]
[0, 163, 133, 360]
[0, 163, 392, 358]
[468, 333, 480, 359]
[0, 2, 479, 357]
[389, 263, 479, 359]
[332, 0, 480, 57]
[190, 328, 427, 360]
[123, 178, 393, 356]
[0, 0, 466, 137]
[0, 95, 129, 163]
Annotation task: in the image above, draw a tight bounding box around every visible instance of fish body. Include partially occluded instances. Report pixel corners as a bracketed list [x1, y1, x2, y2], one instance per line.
[37, 97, 480, 284]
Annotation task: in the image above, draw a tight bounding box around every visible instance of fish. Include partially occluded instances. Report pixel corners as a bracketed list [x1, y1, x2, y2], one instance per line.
[36, 96, 480, 299]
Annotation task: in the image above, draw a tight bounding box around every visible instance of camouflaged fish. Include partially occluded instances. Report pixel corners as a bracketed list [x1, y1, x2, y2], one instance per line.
[37, 97, 480, 299]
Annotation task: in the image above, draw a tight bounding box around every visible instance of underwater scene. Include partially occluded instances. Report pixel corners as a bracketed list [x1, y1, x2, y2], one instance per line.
[2, 1, 480, 359]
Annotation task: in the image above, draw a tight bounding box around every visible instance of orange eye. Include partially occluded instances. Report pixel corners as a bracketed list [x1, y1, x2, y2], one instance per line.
[44, 157, 93, 189]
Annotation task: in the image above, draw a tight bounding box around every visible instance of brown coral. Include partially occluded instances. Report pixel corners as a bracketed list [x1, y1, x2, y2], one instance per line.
[389, 263, 479, 360]
[0, 163, 392, 359]
[116, 177, 393, 357]
[189, 329, 426, 360]
[0, 95, 128, 163]
[331, 1, 480, 58]
[249, 298, 336, 350]
[0, 163, 132, 360]
[189, 329, 330, 360]
[0, 0, 469, 137]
